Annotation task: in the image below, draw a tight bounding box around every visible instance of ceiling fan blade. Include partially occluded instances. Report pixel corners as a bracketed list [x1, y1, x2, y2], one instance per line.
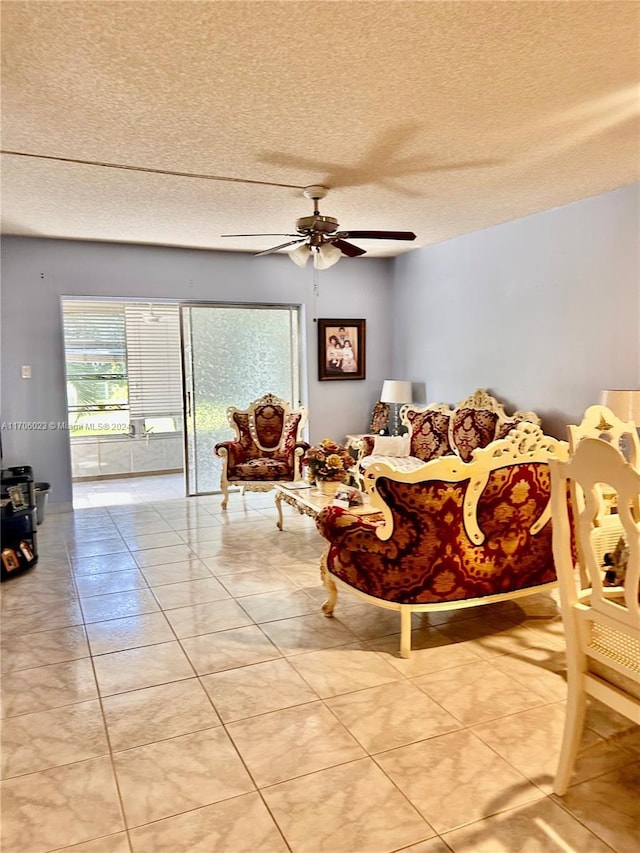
[332, 239, 366, 258]
[254, 238, 306, 257]
[221, 232, 298, 237]
[343, 230, 416, 241]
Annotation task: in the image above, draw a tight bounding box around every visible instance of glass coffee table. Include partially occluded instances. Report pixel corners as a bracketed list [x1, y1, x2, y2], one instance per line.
[274, 482, 382, 530]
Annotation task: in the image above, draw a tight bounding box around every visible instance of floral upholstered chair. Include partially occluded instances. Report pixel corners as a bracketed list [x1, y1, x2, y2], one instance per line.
[214, 393, 309, 509]
[316, 423, 568, 657]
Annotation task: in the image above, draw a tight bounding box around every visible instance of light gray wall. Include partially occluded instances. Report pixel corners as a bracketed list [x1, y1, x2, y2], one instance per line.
[392, 184, 639, 437]
[3, 184, 638, 506]
[1, 238, 394, 505]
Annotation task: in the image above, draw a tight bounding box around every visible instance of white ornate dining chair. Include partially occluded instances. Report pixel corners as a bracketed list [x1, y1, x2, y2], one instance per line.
[549, 437, 640, 795]
[567, 404, 640, 586]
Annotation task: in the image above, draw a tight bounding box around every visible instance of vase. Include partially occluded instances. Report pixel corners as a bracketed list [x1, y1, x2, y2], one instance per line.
[316, 480, 342, 496]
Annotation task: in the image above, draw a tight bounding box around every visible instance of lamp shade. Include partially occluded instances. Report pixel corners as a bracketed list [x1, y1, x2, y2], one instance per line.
[289, 244, 311, 267]
[314, 242, 342, 270]
[600, 389, 640, 423]
[380, 380, 412, 404]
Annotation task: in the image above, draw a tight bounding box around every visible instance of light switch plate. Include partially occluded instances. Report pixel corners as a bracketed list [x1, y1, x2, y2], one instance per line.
[21, 365, 32, 379]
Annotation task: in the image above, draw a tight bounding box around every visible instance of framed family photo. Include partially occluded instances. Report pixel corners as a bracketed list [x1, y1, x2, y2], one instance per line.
[318, 319, 366, 381]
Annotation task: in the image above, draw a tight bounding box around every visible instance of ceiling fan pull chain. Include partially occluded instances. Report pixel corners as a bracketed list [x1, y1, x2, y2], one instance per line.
[313, 265, 320, 312]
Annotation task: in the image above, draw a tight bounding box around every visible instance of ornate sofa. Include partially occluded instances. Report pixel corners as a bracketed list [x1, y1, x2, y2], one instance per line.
[358, 388, 540, 475]
[316, 423, 568, 657]
[214, 393, 309, 509]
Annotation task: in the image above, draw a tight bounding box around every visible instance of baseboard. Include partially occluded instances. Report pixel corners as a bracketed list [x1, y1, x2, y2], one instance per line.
[73, 469, 183, 482]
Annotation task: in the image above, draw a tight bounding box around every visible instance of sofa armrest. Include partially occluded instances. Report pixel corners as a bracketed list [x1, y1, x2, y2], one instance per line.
[316, 506, 398, 558]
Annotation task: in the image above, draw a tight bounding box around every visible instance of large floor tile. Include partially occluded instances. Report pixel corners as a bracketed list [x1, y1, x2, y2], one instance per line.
[79, 588, 160, 623]
[412, 659, 548, 725]
[72, 552, 139, 575]
[471, 702, 634, 794]
[287, 642, 403, 698]
[86, 611, 175, 655]
[0, 625, 89, 672]
[92, 641, 194, 695]
[0, 756, 124, 853]
[227, 701, 365, 787]
[376, 729, 544, 834]
[132, 544, 200, 568]
[258, 611, 359, 656]
[128, 793, 289, 852]
[201, 657, 318, 722]
[216, 566, 296, 597]
[113, 727, 254, 827]
[367, 627, 482, 677]
[75, 568, 148, 598]
[149, 576, 230, 609]
[262, 757, 434, 853]
[326, 680, 461, 753]
[102, 677, 220, 751]
[230, 588, 318, 623]
[556, 760, 640, 853]
[1, 699, 108, 779]
[0, 598, 84, 636]
[162, 598, 253, 638]
[124, 530, 184, 550]
[140, 558, 213, 585]
[67, 537, 128, 559]
[1, 657, 98, 717]
[181, 625, 281, 674]
[442, 796, 613, 852]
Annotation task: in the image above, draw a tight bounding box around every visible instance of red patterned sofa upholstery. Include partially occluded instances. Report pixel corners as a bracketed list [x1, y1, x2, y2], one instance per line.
[317, 422, 568, 657]
[214, 393, 309, 509]
[358, 388, 540, 475]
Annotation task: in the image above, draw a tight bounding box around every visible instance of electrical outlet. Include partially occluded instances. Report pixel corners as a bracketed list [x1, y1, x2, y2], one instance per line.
[21, 365, 32, 379]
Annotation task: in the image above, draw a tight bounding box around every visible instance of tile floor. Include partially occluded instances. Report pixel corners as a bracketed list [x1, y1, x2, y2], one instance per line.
[1, 490, 639, 853]
[73, 473, 186, 509]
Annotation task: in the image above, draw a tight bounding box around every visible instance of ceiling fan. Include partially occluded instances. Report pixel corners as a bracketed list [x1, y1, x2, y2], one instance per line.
[221, 186, 417, 269]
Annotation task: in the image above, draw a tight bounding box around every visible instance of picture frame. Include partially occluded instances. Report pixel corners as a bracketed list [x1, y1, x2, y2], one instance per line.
[1, 548, 20, 572]
[318, 319, 366, 381]
[18, 540, 34, 562]
[7, 485, 28, 510]
[369, 401, 390, 434]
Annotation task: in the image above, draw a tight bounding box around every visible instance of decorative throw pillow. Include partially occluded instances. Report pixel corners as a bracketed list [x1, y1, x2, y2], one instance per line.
[449, 407, 499, 462]
[372, 434, 411, 457]
[407, 409, 452, 461]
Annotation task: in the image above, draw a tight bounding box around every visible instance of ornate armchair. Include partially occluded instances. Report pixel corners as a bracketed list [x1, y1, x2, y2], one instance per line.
[214, 393, 309, 509]
[316, 423, 568, 657]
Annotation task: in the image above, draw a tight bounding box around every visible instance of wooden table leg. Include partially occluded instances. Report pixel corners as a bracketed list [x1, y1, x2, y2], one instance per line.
[275, 490, 284, 530]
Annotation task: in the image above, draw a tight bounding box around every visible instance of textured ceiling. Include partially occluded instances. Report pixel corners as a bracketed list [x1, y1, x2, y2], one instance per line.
[2, 1, 639, 259]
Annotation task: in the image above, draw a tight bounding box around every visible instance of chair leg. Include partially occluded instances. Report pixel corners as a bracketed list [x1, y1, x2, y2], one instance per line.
[554, 675, 587, 796]
[220, 482, 229, 510]
[400, 608, 412, 658]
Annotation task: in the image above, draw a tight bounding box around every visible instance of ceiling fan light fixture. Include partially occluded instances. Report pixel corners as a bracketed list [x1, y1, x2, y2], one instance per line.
[289, 243, 311, 267]
[313, 241, 342, 270]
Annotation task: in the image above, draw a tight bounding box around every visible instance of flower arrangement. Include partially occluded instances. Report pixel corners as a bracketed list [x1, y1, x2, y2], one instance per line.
[302, 439, 353, 482]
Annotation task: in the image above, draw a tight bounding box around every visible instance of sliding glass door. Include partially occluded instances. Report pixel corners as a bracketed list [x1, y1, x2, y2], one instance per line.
[180, 303, 301, 496]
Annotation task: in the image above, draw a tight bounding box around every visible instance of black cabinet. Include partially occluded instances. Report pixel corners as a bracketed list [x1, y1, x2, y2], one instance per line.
[1, 466, 39, 580]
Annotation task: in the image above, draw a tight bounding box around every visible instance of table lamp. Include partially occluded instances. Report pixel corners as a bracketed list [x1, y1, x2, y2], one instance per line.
[380, 380, 412, 435]
[600, 389, 640, 424]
